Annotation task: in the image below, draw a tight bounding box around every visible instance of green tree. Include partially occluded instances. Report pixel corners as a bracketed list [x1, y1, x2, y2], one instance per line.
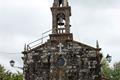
[101, 58, 112, 79]
[0, 64, 23, 80]
[111, 61, 120, 80]
[0, 65, 5, 79]
[101, 59, 120, 80]
[10, 72, 23, 80]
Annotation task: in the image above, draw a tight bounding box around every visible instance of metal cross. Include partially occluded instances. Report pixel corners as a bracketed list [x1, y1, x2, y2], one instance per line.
[58, 43, 63, 53]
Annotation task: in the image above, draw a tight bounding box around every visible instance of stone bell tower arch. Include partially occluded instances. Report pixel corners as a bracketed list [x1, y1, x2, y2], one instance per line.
[53, 0, 68, 7]
[51, 0, 71, 34]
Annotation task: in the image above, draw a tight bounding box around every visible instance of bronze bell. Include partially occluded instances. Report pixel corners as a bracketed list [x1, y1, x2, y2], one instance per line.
[58, 17, 64, 26]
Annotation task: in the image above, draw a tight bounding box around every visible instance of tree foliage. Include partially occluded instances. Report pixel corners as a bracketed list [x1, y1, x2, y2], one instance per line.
[101, 58, 120, 80]
[0, 64, 23, 80]
[101, 58, 111, 79]
[111, 61, 120, 80]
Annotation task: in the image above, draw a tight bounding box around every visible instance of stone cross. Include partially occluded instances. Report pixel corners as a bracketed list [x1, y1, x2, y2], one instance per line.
[58, 43, 63, 53]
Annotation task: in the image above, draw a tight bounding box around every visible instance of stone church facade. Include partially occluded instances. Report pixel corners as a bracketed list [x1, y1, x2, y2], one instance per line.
[22, 0, 103, 80]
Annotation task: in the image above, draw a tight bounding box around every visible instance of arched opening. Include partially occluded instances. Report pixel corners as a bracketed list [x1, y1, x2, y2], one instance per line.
[57, 13, 65, 26]
[57, 13, 66, 33]
[59, 0, 63, 7]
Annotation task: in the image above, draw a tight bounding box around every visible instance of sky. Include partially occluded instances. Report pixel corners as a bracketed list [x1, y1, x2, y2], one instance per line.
[0, 0, 120, 72]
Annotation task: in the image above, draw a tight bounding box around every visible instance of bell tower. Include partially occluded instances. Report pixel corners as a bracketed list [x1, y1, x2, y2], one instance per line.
[51, 0, 71, 34]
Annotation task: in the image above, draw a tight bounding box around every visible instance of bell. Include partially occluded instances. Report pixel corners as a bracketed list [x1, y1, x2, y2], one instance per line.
[58, 17, 64, 26]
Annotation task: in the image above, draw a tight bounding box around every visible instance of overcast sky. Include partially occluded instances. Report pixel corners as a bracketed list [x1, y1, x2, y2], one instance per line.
[0, 0, 120, 72]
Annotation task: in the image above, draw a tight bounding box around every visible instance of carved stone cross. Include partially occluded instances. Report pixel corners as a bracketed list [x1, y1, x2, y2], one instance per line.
[58, 43, 63, 53]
